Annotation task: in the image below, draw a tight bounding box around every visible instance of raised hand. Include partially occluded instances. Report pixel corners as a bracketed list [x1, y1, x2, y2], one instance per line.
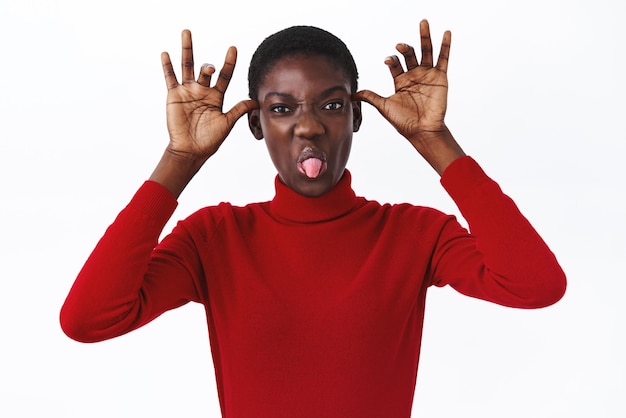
[151, 30, 258, 196]
[161, 30, 257, 161]
[354, 20, 465, 175]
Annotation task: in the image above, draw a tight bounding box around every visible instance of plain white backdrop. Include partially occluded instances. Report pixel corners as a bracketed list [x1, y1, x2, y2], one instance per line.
[1, 0, 624, 416]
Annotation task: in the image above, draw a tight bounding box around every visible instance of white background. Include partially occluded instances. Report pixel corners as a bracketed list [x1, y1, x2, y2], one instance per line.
[1, 0, 624, 416]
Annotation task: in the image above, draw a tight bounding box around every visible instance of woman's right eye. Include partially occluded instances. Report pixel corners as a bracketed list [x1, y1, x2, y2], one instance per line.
[270, 105, 290, 113]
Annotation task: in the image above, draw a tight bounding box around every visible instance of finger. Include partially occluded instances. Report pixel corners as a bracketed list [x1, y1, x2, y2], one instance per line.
[161, 51, 179, 90]
[213, 46, 237, 95]
[436, 30, 452, 73]
[225, 99, 260, 125]
[181, 29, 195, 83]
[353, 89, 386, 111]
[396, 43, 419, 70]
[197, 63, 216, 87]
[419, 19, 434, 67]
[384, 55, 404, 78]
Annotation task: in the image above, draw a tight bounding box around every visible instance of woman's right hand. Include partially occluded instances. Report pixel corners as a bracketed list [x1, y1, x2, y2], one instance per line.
[161, 29, 257, 161]
[151, 30, 258, 197]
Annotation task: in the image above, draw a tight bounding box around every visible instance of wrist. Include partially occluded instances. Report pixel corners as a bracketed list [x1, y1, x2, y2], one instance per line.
[407, 126, 466, 176]
[149, 148, 208, 198]
[164, 145, 210, 167]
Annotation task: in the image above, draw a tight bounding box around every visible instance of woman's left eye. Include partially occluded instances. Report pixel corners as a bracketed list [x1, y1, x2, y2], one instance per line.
[323, 101, 344, 110]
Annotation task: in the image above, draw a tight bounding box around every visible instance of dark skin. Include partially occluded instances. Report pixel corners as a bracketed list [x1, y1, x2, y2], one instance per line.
[247, 54, 362, 197]
[150, 19, 465, 198]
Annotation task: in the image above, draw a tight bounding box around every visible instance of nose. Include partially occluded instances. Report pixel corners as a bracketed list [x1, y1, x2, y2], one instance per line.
[294, 107, 325, 139]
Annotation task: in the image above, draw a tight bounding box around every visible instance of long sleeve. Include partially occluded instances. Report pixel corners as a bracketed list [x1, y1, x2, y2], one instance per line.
[60, 181, 202, 343]
[430, 156, 566, 308]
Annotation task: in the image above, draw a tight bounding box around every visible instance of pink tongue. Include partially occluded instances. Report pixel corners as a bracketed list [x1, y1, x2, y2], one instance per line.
[302, 158, 323, 178]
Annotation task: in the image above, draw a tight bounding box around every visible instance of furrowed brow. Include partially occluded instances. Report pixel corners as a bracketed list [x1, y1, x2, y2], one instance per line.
[263, 86, 349, 101]
[263, 92, 295, 101]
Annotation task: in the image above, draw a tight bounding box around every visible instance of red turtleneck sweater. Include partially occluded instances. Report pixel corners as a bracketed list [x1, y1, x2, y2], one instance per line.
[60, 156, 565, 418]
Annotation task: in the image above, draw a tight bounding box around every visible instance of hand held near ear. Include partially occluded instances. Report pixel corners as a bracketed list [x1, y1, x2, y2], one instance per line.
[354, 20, 465, 175]
[150, 29, 258, 197]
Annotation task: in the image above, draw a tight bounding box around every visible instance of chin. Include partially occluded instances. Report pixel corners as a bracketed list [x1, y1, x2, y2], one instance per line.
[281, 176, 328, 197]
[294, 182, 331, 197]
[279, 167, 345, 197]
[301, 174, 344, 197]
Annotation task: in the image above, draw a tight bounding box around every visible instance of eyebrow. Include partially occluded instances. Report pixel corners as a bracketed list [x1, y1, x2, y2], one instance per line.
[263, 85, 350, 101]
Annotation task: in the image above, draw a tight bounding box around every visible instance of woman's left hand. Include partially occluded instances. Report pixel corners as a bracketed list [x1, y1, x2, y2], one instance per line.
[354, 19, 465, 175]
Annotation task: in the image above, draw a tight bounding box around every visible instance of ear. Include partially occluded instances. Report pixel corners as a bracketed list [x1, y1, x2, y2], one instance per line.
[248, 109, 264, 140]
[352, 101, 362, 132]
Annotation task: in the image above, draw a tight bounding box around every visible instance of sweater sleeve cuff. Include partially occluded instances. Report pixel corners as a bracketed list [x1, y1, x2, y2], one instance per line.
[122, 180, 179, 229]
[439, 156, 494, 207]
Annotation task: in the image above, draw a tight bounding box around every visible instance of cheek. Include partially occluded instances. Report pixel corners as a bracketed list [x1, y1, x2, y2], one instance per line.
[333, 119, 355, 153]
[337, 138, 353, 161]
[260, 113, 292, 139]
[264, 135, 293, 173]
[260, 114, 296, 153]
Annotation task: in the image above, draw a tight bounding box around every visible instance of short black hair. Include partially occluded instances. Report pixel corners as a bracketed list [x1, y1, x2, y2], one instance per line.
[248, 25, 358, 101]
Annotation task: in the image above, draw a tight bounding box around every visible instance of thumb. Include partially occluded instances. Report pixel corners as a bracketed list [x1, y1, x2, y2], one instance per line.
[353, 90, 386, 111]
[225, 99, 259, 125]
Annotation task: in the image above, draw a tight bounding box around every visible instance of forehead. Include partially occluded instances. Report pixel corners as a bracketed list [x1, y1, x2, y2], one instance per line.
[258, 54, 351, 95]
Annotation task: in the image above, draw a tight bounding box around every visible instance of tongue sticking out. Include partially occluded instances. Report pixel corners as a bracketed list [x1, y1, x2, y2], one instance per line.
[301, 158, 323, 179]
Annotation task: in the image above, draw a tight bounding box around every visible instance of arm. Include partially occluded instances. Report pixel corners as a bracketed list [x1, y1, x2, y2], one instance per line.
[356, 20, 565, 306]
[60, 30, 256, 342]
[60, 182, 199, 342]
[432, 157, 566, 308]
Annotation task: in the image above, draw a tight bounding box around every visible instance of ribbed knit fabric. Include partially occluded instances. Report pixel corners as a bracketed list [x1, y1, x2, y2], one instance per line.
[61, 156, 566, 418]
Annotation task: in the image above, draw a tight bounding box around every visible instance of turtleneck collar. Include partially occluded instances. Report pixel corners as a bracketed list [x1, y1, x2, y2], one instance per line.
[269, 170, 359, 223]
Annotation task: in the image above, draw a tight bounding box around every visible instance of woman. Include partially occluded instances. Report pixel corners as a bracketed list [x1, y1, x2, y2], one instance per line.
[61, 20, 566, 417]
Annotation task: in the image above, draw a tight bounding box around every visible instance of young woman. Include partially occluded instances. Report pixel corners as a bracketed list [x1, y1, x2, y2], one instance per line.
[61, 20, 566, 417]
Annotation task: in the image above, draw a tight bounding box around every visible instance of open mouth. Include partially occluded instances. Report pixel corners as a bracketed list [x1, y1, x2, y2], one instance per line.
[297, 146, 328, 179]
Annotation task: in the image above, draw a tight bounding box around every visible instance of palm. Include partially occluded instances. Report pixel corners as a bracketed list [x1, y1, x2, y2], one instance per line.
[381, 66, 448, 137]
[165, 83, 232, 157]
[160, 30, 257, 161]
[354, 21, 452, 142]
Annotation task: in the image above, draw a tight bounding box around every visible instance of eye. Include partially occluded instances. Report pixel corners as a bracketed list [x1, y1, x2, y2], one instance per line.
[270, 105, 291, 113]
[323, 101, 344, 111]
